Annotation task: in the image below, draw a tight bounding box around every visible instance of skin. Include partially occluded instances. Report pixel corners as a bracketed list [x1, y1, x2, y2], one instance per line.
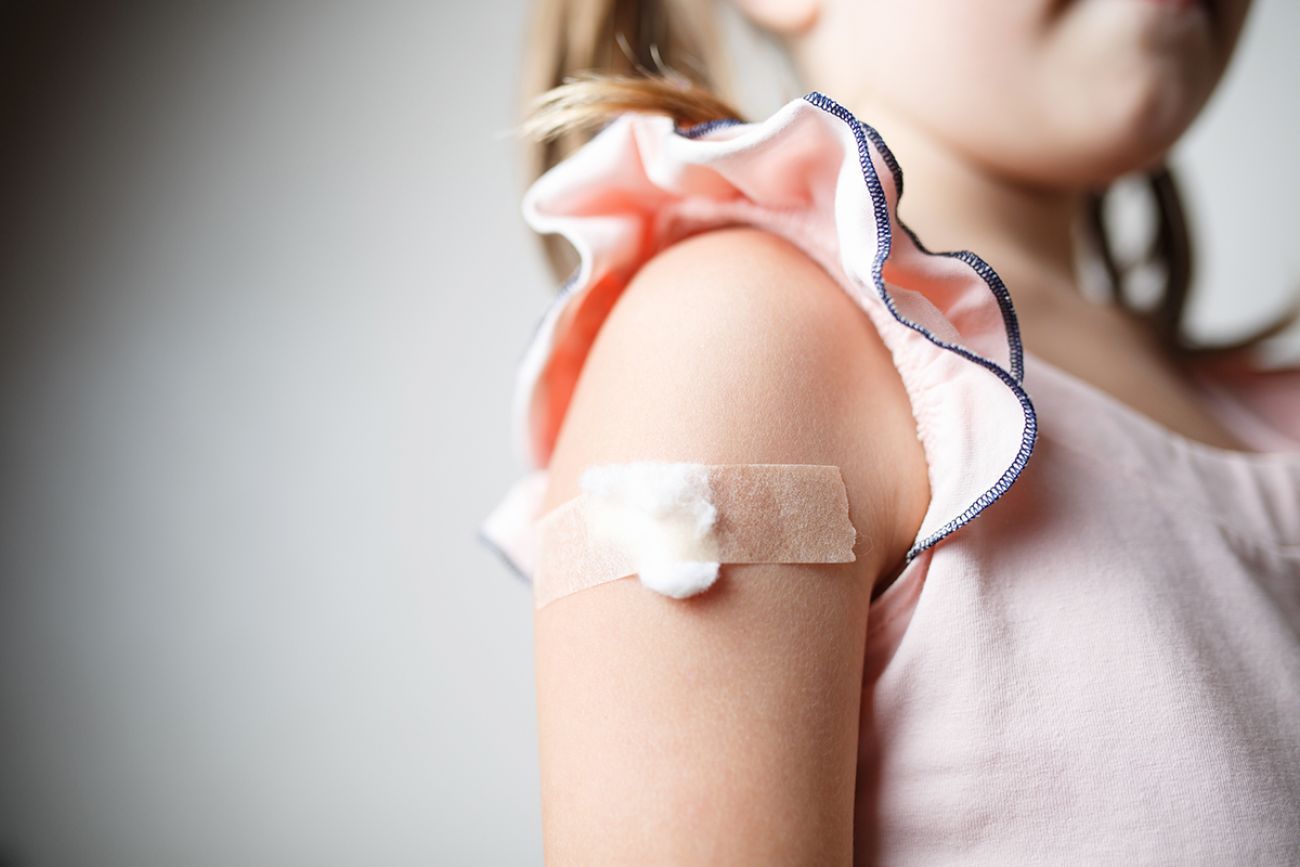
[533, 1, 1255, 862]
[534, 227, 928, 864]
[763, 0, 1256, 450]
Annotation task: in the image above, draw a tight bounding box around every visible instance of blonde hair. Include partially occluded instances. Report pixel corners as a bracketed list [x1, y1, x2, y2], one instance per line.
[516, 0, 1298, 363]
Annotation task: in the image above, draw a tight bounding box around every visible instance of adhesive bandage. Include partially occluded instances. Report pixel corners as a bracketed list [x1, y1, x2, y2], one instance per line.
[533, 462, 858, 610]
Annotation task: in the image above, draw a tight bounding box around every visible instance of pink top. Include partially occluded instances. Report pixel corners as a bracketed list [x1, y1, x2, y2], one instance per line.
[478, 91, 1300, 864]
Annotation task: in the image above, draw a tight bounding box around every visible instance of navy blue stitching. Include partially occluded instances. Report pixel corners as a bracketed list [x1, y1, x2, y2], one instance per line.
[675, 116, 746, 138]
[678, 111, 1026, 382]
[800, 91, 1037, 560]
[855, 121, 1027, 384]
[501, 95, 1038, 565]
[677, 93, 1038, 561]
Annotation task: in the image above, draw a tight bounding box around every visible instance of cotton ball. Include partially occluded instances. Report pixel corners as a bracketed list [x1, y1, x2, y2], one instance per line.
[637, 560, 721, 598]
[580, 461, 723, 599]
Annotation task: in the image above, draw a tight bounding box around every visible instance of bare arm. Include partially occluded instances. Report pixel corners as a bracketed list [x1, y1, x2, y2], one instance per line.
[533, 226, 929, 865]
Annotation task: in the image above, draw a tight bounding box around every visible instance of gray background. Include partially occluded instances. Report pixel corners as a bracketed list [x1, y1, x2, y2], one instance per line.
[1, 2, 1296, 865]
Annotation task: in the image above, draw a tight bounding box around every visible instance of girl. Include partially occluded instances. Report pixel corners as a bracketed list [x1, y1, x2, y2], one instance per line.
[479, 0, 1300, 862]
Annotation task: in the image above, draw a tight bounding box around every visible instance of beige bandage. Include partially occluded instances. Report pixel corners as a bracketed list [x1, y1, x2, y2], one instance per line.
[533, 462, 858, 610]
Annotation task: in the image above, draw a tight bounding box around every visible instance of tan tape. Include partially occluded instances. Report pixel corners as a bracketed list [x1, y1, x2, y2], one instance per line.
[533, 463, 857, 610]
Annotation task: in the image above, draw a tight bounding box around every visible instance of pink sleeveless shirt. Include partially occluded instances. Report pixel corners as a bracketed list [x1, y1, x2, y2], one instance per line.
[478, 91, 1300, 864]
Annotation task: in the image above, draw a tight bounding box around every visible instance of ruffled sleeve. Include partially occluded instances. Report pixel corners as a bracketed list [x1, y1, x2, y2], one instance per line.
[478, 90, 1038, 584]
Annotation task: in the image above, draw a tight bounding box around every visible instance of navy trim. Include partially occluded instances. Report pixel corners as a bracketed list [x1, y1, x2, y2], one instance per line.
[674, 116, 746, 139]
[676, 92, 1038, 561]
[855, 120, 1028, 384]
[801, 91, 1037, 560]
[515, 95, 1038, 562]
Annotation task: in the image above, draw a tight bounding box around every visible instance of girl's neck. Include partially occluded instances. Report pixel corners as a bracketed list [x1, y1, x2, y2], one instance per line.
[854, 101, 1088, 323]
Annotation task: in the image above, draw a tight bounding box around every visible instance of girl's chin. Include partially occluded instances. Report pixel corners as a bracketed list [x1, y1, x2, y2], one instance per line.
[1041, 60, 1215, 183]
[978, 126, 1185, 191]
[1066, 0, 1217, 61]
[1073, 0, 1213, 27]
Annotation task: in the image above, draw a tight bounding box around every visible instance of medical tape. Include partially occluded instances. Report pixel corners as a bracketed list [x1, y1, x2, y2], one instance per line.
[532, 462, 858, 610]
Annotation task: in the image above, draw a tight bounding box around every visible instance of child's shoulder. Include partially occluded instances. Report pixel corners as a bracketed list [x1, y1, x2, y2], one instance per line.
[485, 92, 1038, 583]
[538, 223, 931, 582]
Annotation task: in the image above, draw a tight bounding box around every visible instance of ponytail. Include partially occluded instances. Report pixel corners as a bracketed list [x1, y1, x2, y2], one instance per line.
[517, 0, 742, 281]
[1084, 169, 1300, 364]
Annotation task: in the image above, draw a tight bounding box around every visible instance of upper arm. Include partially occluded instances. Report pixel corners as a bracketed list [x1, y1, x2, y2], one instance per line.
[533, 226, 929, 865]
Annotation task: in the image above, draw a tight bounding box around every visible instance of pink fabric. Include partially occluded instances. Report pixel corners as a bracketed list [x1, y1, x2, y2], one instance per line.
[479, 91, 1300, 864]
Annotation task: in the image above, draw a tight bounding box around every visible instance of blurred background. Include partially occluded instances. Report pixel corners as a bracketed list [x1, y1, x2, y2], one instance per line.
[1, 2, 1296, 865]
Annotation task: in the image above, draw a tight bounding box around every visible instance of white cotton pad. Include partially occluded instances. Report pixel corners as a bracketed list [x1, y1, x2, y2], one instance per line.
[578, 461, 722, 598]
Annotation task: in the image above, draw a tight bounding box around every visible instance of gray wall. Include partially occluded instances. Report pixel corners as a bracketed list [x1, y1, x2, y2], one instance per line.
[1, 2, 1296, 866]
